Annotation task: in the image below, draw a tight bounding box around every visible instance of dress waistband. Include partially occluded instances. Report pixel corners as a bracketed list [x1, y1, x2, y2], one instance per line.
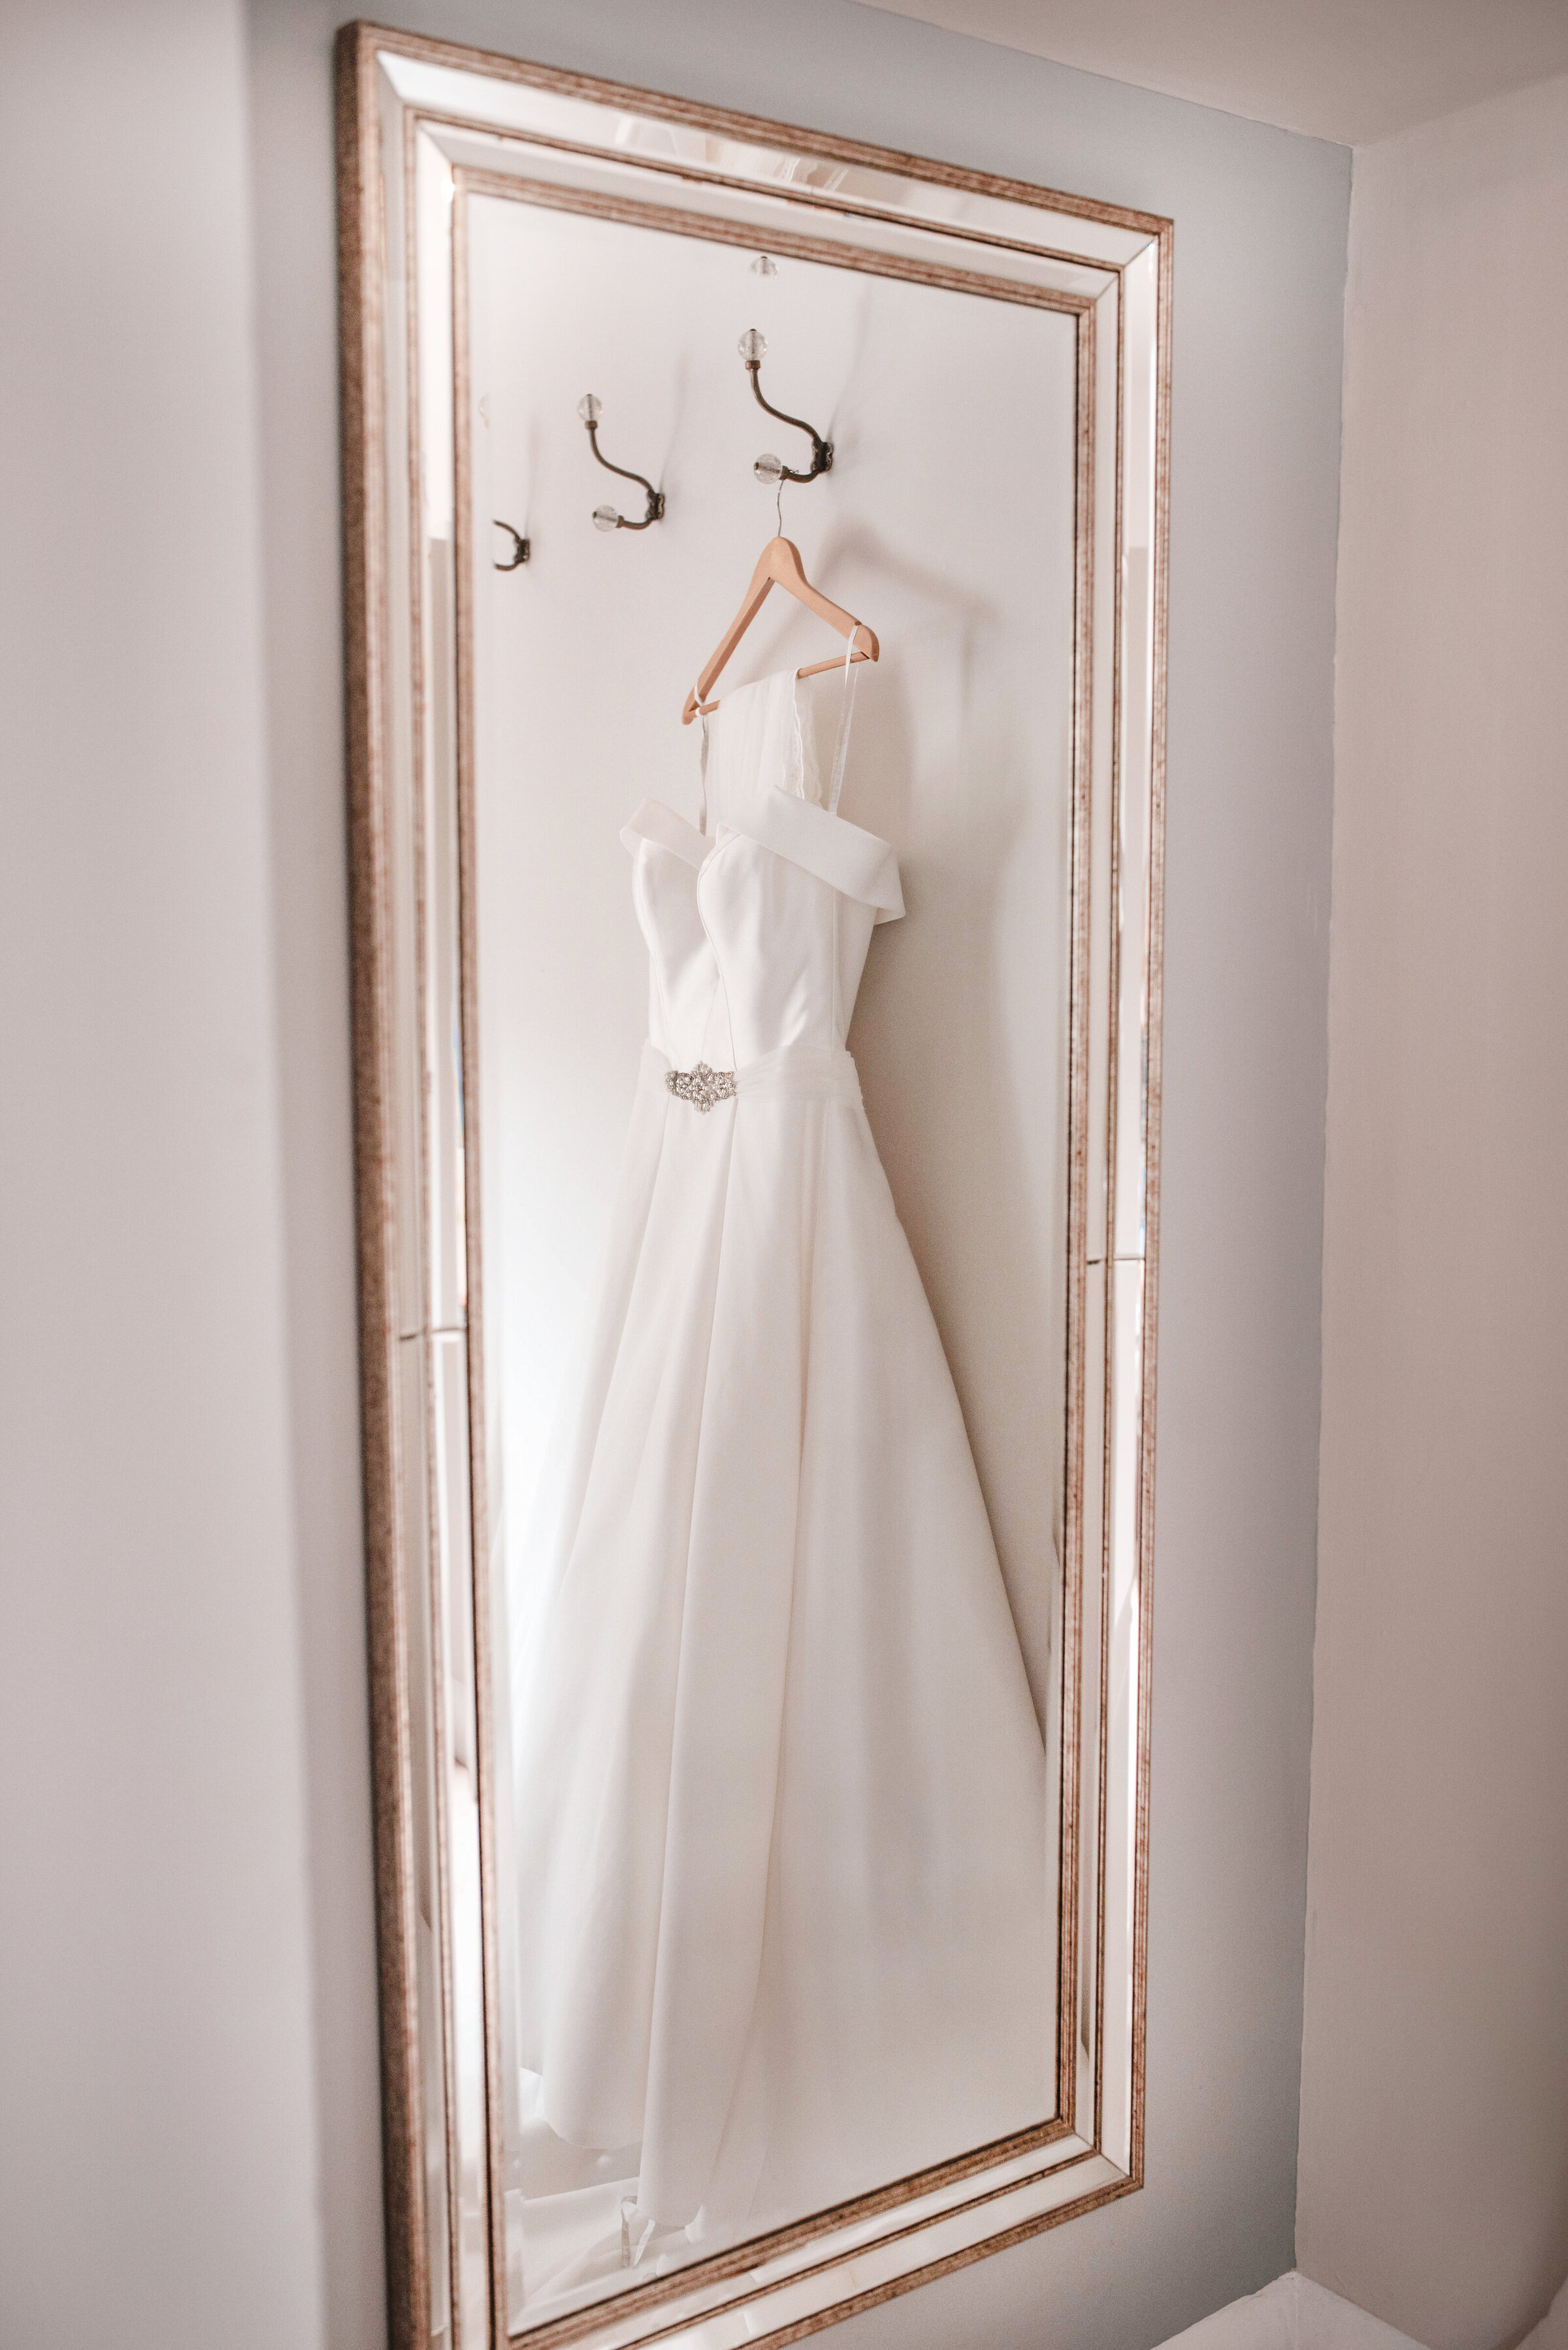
[644, 1039, 860, 1108]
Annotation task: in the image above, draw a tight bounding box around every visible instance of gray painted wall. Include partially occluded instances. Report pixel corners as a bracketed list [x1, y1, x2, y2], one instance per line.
[1, 2, 1347, 2344]
[1299, 73, 1568, 2350]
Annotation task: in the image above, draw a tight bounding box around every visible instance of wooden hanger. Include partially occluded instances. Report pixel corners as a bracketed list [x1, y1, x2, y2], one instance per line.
[681, 536, 879, 724]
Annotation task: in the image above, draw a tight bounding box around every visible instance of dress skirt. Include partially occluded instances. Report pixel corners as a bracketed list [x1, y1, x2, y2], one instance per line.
[510, 1039, 1053, 2236]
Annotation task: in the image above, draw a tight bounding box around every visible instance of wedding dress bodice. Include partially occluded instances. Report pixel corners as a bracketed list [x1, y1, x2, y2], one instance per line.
[619, 666, 902, 1069]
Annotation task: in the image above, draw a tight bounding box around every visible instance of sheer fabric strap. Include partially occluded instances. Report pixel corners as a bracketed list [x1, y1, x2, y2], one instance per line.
[827, 630, 859, 818]
[694, 686, 711, 835]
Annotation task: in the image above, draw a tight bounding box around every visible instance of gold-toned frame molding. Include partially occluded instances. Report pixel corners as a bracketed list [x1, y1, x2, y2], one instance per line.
[336, 23, 1170, 2350]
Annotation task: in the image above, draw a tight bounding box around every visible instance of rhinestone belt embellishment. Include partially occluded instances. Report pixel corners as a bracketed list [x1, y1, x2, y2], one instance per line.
[665, 1062, 738, 1114]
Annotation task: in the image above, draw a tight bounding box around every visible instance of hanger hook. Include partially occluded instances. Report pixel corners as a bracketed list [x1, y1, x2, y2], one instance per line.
[739, 330, 833, 488]
[578, 394, 665, 531]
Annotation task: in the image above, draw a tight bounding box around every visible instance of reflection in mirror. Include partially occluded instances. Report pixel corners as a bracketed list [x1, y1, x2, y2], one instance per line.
[470, 204, 1075, 2321]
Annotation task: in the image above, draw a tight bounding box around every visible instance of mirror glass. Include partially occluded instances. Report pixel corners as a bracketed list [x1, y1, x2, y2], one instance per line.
[469, 196, 1075, 2323]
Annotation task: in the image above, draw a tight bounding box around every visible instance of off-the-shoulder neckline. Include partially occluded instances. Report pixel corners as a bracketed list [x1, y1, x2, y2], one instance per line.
[628, 788, 895, 863]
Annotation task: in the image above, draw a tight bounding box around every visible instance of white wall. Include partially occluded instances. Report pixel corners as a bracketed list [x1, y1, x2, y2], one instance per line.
[0, 5, 329, 2349]
[1298, 71, 1568, 2350]
[0, 3, 1347, 2346]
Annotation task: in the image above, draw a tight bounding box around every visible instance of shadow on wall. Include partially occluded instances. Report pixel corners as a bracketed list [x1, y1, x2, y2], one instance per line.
[825, 518, 1068, 1739]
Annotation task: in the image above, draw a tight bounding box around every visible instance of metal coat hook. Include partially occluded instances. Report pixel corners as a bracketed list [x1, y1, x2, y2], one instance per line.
[493, 520, 530, 569]
[738, 330, 832, 488]
[578, 394, 665, 531]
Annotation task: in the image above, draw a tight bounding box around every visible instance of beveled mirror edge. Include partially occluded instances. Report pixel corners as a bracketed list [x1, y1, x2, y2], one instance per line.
[335, 22, 1172, 2347]
[1130, 212, 1173, 2193]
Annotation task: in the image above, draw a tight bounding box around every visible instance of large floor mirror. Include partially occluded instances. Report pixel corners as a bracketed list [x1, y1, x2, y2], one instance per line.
[337, 25, 1169, 2348]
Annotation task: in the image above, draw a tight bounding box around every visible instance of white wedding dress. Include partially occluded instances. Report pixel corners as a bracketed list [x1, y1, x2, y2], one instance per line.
[510, 660, 1052, 2259]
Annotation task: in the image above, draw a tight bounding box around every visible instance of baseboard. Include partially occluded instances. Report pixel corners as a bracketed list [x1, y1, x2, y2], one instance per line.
[1155, 2271, 1430, 2350]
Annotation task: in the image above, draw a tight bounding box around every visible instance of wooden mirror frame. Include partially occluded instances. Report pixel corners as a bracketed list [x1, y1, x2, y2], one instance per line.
[335, 24, 1171, 2347]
